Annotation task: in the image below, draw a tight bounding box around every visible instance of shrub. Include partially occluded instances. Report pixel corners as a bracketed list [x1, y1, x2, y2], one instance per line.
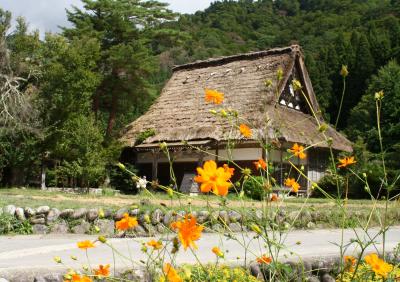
[0, 213, 32, 235]
[312, 173, 345, 198]
[243, 176, 268, 200]
[109, 163, 139, 194]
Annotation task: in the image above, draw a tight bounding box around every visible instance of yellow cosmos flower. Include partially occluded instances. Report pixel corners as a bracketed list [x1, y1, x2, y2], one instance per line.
[115, 213, 138, 231]
[284, 178, 300, 193]
[256, 255, 272, 264]
[364, 253, 393, 278]
[337, 156, 356, 168]
[205, 89, 224, 104]
[170, 214, 203, 251]
[163, 263, 182, 282]
[253, 159, 267, 170]
[147, 239, 163, 250]
[77, 240, 95, 249]
[212, 246, 224, 258]
[194, 160, 234, 196]
[344, 256, 356, 272]
[64, 274, 93, 282]
[239, 124, 252, 138]
[289, 143, 307, 159]
[93, 264, 110, 277]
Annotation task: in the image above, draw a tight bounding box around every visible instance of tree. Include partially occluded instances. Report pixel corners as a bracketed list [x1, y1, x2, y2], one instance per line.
[63, 0, 177, 136]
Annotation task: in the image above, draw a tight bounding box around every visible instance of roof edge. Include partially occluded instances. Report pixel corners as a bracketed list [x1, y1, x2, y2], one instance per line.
[172, 45, 302, 72]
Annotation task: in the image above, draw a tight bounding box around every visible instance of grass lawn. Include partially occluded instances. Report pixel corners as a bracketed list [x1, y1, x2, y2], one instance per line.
[0, 187, 396, 211]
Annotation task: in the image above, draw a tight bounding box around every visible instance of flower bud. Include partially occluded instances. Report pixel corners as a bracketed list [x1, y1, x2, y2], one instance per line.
[209, 109, 217, 115]
[144, 214, 151, 224]
[70, 255, 77, 260]
[241, 168, 252, 176]
[94, 226, 100, 233]
[292, 79, 302, 91]
[98, 236, 107, 243]
[340, 65, 349, 77]
[318, 123, 328, 133]
[220, 109, 228, 117]
[362, 173, 367, 178]
[159, 142, 168, 150]
[277, 68, 284, 81]
[374, 90, 384, 100]
[167, 187, 174, 197]
[251, 223, 262, 234]
[82, 265, 89, 271]
[54, 256, 62, 264]
[264, 79, 273, 88]
[117, 162, 126, 170]
[98, 209, 105, 219]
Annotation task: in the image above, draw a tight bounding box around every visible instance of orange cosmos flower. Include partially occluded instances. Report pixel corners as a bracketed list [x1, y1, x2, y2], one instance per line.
[93, 264, 110, 277]
[344, 256, 356, 272]
[285, 178, 300, 193]
[364, 253, 393, 278]
[256, 255, 272, 264]
[289, 143, 307, 159]
[77, 240, 95, 249]
[163, 263, 182, 282]
[270, 193, 279, 202]
[205, 89, 224, 104]
[170, 214, 203, 250]
[338, 156, 356, 168]
[212, 246, 224, 258]
[115, 213, 138, 231]
[194, 160, 233, 196]
[253, 159, 267, 170]
[239, 124, 252, 138]
[147, 239, 163, 250]
[64, 274, 93, 282]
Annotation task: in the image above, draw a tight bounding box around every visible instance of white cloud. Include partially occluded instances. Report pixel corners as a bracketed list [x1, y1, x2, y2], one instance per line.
[0, 0, 214, 34]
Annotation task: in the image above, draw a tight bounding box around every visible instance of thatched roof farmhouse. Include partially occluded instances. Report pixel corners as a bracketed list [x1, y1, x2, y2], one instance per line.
[121, 45, 352, 194]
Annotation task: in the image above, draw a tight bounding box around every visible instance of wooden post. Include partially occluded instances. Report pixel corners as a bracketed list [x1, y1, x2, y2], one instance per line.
[41, 162, 46, 190]
[152, 151, 159, 181]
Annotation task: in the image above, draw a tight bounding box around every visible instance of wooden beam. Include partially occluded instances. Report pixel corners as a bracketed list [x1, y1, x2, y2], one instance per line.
[152, 151, 159, 181]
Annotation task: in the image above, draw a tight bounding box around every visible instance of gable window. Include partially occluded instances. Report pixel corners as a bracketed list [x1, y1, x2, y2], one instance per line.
[278, 71, 309, 115]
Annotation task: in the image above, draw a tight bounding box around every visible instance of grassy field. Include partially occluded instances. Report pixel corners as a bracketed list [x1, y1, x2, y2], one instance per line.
[0, 187, 396, 210]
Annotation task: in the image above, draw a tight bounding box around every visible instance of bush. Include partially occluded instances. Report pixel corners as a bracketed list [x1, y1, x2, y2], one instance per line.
[109, 163, 138, 194]
[312, 173, 345, 198]
[174, 265, 258, 282]
[0, 213, 32, 235]
[243, 176, 268, 200]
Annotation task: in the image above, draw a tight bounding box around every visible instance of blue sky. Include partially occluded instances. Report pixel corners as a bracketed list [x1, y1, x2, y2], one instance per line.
[0, 0, 215, 34]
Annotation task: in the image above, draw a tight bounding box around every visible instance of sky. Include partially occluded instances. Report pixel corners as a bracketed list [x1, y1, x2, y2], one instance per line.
[0, 0, 214, 34]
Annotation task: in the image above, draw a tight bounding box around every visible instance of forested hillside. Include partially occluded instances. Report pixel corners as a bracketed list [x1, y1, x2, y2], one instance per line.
[0, 0, 399, 194]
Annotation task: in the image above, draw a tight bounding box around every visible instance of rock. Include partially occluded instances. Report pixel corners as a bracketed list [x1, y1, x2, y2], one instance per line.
[163, 211, 175, 226]
[47, 208, 61, 223]
[301, 210, 313, 222]
[228, 210, 242, 223]
[228, 222, 242, 232]
[307, 222, 316, 229]
[210, 211, 220, 222]
[249, 262, 263, 280]
[71, 208, 87, 220]
[142, 223, 156, 235]
[15, 207, 26, 220]
[103, 209, 114, 218]
[197, 210, 209, 224]
[151, 209, 163, 225]
[288, 211, 299, 222]
[306, 276, 320, 282]
[114, 208, 129, 220]
[211, 223, 224, 233]
[32, 224, 48, 234]
[255, 210, 263, 221]
[321, 273, 335, 282]
[3, 205, 16, 216]
[34, 274, 63, 282]
[0, 278, 9, 282]
[36, 206, 50, 215]
[72, 221, 91, 234]
[30, 217, 46, 225]
[133, 224, 147, 237]
[51, 220, 69, 234]
[95, 219, 115, 235]
[218, 210, 229, 224]
[129, 209, 140, 217]
[60, 209, 74, 219]
[86, 209, 99, 221]
[24, 207, 36, 217]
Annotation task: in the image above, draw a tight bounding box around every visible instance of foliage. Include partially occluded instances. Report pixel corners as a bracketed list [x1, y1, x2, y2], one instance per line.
[243, 176, 268, 200]
[174, 265, 259, 282]
[0, 213, 32, 235]
[135, 129, 156, 145]
[109, 163, 139, 193]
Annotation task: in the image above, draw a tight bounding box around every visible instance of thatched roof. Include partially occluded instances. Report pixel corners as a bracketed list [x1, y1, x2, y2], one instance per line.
[121, 45, 352, 152]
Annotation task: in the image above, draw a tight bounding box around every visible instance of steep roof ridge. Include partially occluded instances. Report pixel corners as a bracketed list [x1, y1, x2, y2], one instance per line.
[172, 45, 302, 72]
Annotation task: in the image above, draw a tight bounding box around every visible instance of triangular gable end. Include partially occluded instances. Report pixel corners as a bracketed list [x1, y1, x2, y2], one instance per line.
[277, 54, 321, 117]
